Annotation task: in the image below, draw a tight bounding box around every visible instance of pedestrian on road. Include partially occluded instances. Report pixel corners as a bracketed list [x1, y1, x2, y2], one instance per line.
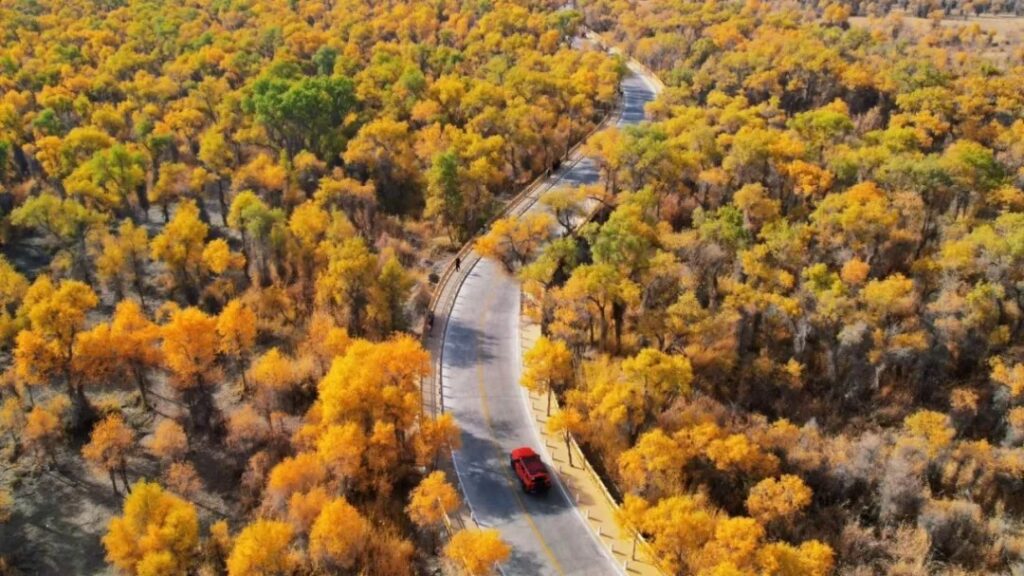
[455, 257, 461, 272]
[426, 311, 434, 333]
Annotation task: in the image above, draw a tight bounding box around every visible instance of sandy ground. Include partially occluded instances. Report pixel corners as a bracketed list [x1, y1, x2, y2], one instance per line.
[850, 13, 1024, 42]
[0, 378, 241, 575]
[1, 191, 242, 574]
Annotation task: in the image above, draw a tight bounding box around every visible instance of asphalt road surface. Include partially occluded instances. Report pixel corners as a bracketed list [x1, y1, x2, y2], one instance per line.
[441, 65, 660, 576]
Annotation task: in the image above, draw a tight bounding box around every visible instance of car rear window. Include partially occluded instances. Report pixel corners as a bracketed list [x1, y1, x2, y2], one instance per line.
[523, 456, 546, 476]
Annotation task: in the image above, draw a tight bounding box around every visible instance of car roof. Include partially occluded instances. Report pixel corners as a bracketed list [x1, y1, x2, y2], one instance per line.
[511, 446, 538, 459]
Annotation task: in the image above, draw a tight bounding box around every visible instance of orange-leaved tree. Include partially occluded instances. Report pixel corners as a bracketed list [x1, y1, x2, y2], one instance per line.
[82, 414, 135, 494]
[161, 307, 220, 432]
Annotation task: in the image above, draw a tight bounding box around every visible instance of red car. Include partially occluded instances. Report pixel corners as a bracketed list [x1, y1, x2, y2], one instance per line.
[510, 447, 551, 493]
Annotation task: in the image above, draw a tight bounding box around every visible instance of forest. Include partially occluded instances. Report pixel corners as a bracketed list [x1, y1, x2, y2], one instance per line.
[475, 0, 1024, 574]
[0, 0, 619, 574]
[4, 0, 1024, 574]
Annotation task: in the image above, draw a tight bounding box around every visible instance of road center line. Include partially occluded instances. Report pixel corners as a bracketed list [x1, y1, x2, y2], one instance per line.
[471, 266, 568, 576]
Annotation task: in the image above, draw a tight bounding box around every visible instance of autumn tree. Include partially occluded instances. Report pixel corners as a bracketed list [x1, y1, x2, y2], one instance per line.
[150, 201, 209, 303]
[521, 336, 573, 415]
[103, 481, 199, 575]
[226, 405, 270, 455]
[621, 348, 693, 421]
[367, 253, 415, 337]
[165, 462, 205, 498]
[407, 471, 461, 543]
[310, 336, 430, 494]
[10, 195, 107, 280]
[0, 256, 28, 347]
[476, 213, 554, 272]
[0, 396, 25, 446]
[248, 347, 298, 429]
[315, 237, 378, 335]
[746, 475, 813, 527]
[64, 144, 146, 216]
[444, 528, 511, 576]
[309, 497, 370, 570]
[0, 490, 11, 524]
[161, 307, 221, 432]
[559, 263, 639, 350]
[540, 187, 587, 235]
[618, 428, 687, 498]
[217, 299, 258, 393]
[547, 407, 584, 467]
[414, 412, 462, 468]
[23, 401, 64, 467]
[265, 452, 328, 510]
[149, 419, 189, 463]
[343, 118, 420, 213]
[226, 190, 282, 285]
[83, 414, 135, 494]
[92, 219, 151, 306]
[14, 278, 98, 427]
[227, 520, 296, 576]
[73, 300, 161, 409]
[757, 540, 835, 576]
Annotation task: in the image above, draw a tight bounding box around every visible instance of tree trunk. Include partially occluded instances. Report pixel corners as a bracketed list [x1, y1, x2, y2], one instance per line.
[133, 367, 151, 410]
[135, 184, 149, 223]
[120, 462, 130, 493]
[217, 179, 229, 226]
[612, 300, 625, 352]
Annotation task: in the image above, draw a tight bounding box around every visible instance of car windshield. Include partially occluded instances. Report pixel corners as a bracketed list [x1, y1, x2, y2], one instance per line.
[523, 455, 546, 476]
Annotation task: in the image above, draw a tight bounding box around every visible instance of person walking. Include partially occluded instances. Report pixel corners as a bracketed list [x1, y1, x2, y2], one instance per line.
[454, 257, 461, 272]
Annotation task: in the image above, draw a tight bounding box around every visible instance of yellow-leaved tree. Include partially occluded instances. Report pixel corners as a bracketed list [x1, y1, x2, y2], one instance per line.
[248, 347, 298, 430]
[14, 278, 98, 427]
[406, 470, 460, 541]
[309, 497, 370, 570]
[226, 519, 295, 576]
[103, 481, 199, 575]
[444, 528, 510, 576]
[475, 213, 553, 272]
[217, 299, 258, 393]
[746, 475, 813, 526]
[521, 335, 573, 415]
[311, 335, 429, 494]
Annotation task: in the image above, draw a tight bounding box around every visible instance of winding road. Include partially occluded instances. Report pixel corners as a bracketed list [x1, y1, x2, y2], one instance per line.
[439, 62, 660, 576]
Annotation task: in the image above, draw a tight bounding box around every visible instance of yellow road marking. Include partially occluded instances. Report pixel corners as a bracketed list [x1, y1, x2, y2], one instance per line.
[473, 272, 567, 576]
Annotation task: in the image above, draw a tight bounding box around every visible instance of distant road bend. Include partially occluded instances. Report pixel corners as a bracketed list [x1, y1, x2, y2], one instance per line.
[440, 61, 660, 575]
